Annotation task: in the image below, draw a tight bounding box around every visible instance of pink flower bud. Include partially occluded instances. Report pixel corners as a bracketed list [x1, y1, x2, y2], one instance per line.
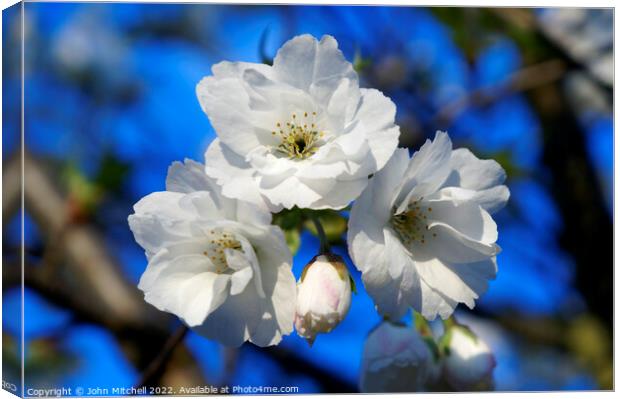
[294, 253, 352, 345]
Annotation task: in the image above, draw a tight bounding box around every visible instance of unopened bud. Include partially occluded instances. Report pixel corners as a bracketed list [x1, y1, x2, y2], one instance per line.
[294, 253, 352, 345]
[443, 325, 496, 391]
[360, 321, 439, 392]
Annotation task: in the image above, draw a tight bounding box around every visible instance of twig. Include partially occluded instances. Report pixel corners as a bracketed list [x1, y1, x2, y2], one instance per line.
[491, 8, 612, 92]
[134, 325, 190, 390]
[433, 59, 566, 126]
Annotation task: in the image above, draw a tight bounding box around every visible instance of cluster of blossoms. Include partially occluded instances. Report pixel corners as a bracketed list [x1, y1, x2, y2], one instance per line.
[360, 319, 496, 392]
[129, 34, 508, 391]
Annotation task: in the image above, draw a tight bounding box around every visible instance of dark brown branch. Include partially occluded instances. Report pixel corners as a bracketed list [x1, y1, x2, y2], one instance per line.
[3, 261, 124, 330]
[135, 325, 190, 390]
[2, 151, 22, 222]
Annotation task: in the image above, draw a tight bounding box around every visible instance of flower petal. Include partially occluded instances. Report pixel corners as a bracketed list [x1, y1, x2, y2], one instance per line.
[304, 177, 368, 210]
[354, 89, 400, 171]
[137, 240, 215, 289]
[394, 131, 453, 213]
[418, 278, 458, 320]
[411, 191, 500, 264]
[250, 262, 297, 346]
[348, 151, 411, 319]
[427, 192, 498, 242]
[348, 148, 411, 261]
[444, 148, 510, 213]
[128, 192, 196, 255]
[414, 257, 480, 309]
[140, 252, 231, 327]
[193, 285, 261, 346]
[166, 158, 214, 193]
[204, 139, 270, 211]
[258, 175, 322, 209]
[273, 34, 357, 98]
[472, 186, 510, 214]
[211, 60, 273, 80]
[361, 259, 410, 320]
[447, 148, 506, 190]
[383, 229, 423, 317]
[229, 265, 253, 296]
[196, 74, 261, 156]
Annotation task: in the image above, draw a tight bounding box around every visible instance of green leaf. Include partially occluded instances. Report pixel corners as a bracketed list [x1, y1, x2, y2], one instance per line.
[284, 229, 301, 256]
[61, 163, 102, 213]
[94, 152, 130, 193]
[349, 275, 357, 294]
[437, 327, 454, 357]
[353, 46, 373, 73]
[272, 207, 305, 230]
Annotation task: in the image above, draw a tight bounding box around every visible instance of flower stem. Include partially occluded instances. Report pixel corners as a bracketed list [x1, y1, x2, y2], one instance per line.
[309, 214, 330, 254]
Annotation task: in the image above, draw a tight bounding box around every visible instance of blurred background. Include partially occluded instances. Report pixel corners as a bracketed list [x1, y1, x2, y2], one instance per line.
[2, 3, 613, 394]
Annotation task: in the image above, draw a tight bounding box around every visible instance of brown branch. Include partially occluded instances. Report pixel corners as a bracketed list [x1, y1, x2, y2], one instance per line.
[3, 152, 207, 388]
[22, 151, 152, 328]
[2, 151, 22, 222]
[3, 261, 123, 330]
[134, 325, 190, 390]
[490, 8, 612, 93]
[433, 58, 567, 127]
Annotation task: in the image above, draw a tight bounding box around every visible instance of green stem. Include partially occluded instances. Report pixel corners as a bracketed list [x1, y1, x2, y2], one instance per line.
[414, 310, 432, 337]
[442, 315, 458, 330]
[309, 214, 330, 254]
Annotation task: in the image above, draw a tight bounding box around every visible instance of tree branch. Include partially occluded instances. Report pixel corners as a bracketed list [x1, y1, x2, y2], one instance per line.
[135, 325, 190, 390]
[433, 58, 566, 127]
[3, 153, 207, 388]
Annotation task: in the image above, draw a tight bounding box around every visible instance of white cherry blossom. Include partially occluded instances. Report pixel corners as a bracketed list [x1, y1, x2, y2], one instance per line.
[128, 159, 296, 347]
[348, 131, 509, 320]
[360, 322, 439, 392]
[294, 253, 352, 345]
[197, 34, 400, 211]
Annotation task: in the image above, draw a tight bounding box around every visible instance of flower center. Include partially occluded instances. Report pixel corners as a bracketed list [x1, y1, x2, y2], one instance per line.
[272, 112, 326, 160]
[203, 230, 244, 274]
[390, 199, 437, 246]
